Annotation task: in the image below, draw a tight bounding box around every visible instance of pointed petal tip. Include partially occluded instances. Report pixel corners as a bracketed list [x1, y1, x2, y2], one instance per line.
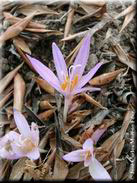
[62, 150, 84, 162]
[89, 158, 112, 181]
[52, 42, 56, 46]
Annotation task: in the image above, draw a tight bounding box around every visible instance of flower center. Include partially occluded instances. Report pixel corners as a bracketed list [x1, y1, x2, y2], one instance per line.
[20, 138, 36, 153]
[5, 140, 12, 152]
[61, 74, 78, 92]
[60, 64, 81, 92]
[85, 150, 91, 160]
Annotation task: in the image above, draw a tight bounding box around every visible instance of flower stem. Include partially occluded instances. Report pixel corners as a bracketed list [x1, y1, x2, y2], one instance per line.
[63, 96, 72, 123]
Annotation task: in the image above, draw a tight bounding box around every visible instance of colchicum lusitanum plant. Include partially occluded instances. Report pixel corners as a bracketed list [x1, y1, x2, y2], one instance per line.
[27, 34, 102, 122]
[0, 109, 40, 160]
[63, 128, 112, 180]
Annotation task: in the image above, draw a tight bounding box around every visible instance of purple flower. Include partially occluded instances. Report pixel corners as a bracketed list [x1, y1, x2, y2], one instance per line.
[63, 138, 111, 181]
[27, 34, 102, 121]
[0, 109, 40, 160]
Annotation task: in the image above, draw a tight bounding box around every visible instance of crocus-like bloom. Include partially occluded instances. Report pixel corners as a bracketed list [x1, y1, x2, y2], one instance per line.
[26, 34, 102, 122]
[0, 109, 40, 160]
[63, 129, 111, 180]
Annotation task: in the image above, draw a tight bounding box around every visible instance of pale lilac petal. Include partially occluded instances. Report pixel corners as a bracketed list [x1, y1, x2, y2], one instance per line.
[72, 86, 101, 95]
[89, 158, 112, 180]
[52, 42, 68, 82]
[91, 128, 107, 144]
[26, 148, 40, 160]
[83, 138, 93, 151]
[0, 131, 22, 160]
[30, 122, 39, 146]
[10, 140, 25, 157]
[0, 148, 21, 160]
[14, 109, 31, 138]
[26, 54, 61, 93]
[70, 34, 91, 80]
[78, 63, 102, 88]
[0, 131, 20, 147]
[63, 149, 85, 162]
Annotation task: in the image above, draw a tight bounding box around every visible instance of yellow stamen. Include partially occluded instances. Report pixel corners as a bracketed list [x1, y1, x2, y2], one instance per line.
[61, 81, 68, 91]
[85, 150, 91, 160]
[70, 74, 78, 91]
[60, 75, 79, 91]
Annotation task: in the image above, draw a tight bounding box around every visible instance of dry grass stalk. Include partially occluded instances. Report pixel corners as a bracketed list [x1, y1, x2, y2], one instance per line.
[0, 63, 23, 95]
[13, 73, 25, 112]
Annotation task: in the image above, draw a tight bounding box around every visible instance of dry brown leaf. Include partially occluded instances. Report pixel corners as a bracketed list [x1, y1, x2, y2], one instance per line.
[40, 100, 54, 110]
[68, 109, 92, 121]
[5, 106, 13, 120]
[38, 109, 55, 121]
[97, 107, 134, 162]
[120, 9, 136, 33]
[80, 118, 116, 144]
[77, 0, 106, 23]
[112, 41, 136, 71]
[89, 68, 125, 86]
[84, 109, 109, 130]
[66, 39, 83, 66]
[39, 128, 53, 149]
[110, 160, 126, 180]
[64, 120, 81, 134]
[3, 12, 46, 29]
[64, 6, 75, 38]
[9, 158, 27, 180]
[132, 71, 137, 89]
[23, 172, 32, 181]
[24, 28, 63, 35]
[0, 63, 23, 94]
[119, 108, 134, 141]
[61, 13, 112, 41]
[96, 131, 121, 162]
[81, 93, 106, 109]
[13, 73, 25, 112]
[0, 160, 11, 180]
[75, 7, 102, 24]
[0, 91, 13, 109]
[62, 134, 82, 149]
[115, 4, 135, 19]
[52, 155, 68, 180]
[13, 37, 31, 54]
[15, 47, 34, 71]
[35, 77, 55, 96]
[114, 139, 125, 158]
[69, 96, 85, 114]
[67, 162, 84, 179]
[0, 13, 35, 44]
[18, 4, 59, 16]
[80, 0, 106, 6]
[39, 148, 56, 179]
